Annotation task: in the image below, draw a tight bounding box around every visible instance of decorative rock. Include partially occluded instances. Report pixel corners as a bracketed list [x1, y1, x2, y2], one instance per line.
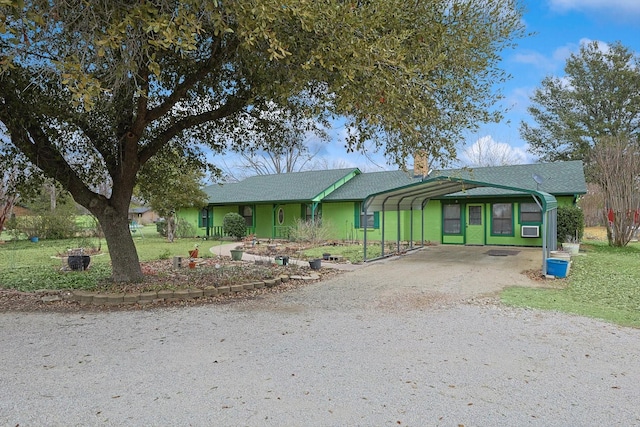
[157, 289, 174, 300]
[173, 289, 191, 299]
[289, 275, 303, 280]
[74, 291, 94, 305]
[242, 283, 255, 290]
[106, 294, 124, 305]
[139, 291, 158, 302]
[188, 288, 203, 298]
[264, 279, 277, 288]
[230, 284, 244, 293]
[203, 286, 218, 297]
[253, 281, 265, 289]
[41, 295, 61, 303]
[279, 275, 290, 283]
[217, 286, 231, 295]
[92, 294, 109, 305]
[60, 291, 74, 301]
[123, 293, 140, 304]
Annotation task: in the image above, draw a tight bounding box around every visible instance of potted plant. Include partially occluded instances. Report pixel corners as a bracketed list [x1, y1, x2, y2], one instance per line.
[562, 235, 580, 255]
[67, 248, 91, 271]
[557, 205, 583, 255]
[188, 244, 199, 259]
[230, 245, 244, 261]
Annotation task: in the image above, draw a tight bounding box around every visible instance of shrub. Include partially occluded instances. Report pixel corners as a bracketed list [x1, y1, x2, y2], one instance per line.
[13, 212, 78, 239]
[223, 212, 246, 240]
[288, 218, 333, 245]
[557, 205, 584, 244]
[156, 220, 167, 236]
[156, 218, 195, 239]
[175, 218, 196, 238]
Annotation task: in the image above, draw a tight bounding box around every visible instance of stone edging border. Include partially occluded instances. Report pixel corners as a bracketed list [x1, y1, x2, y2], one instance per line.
[68, 274, 320, 307]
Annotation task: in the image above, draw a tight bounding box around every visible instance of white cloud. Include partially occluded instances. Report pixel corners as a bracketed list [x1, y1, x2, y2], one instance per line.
[547, 0, 640, 23]
[459, 135, 532, 167]
[513, 38, 609, 78]
[513, 51, 556, 72]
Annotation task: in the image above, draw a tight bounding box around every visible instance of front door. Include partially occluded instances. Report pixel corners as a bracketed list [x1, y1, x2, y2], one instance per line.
[466, 204, 485, 245]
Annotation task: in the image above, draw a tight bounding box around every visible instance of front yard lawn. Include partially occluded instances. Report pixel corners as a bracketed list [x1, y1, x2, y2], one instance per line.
[501, 241, 640, 328]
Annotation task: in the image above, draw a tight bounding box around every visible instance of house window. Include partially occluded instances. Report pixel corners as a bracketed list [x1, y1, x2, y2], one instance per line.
[468, 205, 482, 225]
[355, 203, 379, 229]
[306, 204, 321, 223]
[520, 202, 542, 223]
[443, 204, 461, 234]
[277, 207, 285, 224]
[492, 203, 513, 235]
[199, 208, 209, 228]
[240, 205, 254, 226]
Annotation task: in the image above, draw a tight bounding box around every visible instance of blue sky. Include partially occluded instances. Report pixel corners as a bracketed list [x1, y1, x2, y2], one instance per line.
[285, 0, 640, 173]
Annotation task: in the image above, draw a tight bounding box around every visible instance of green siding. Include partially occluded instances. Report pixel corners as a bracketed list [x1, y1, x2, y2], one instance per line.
[254, 205, 272, 237]
[177, 207, 200, 235]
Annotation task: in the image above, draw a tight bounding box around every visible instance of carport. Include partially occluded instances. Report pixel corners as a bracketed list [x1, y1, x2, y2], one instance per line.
[361, 173, 558, 275]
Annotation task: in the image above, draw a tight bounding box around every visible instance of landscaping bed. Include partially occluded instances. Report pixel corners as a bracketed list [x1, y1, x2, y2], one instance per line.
[0, 256, 341, 312]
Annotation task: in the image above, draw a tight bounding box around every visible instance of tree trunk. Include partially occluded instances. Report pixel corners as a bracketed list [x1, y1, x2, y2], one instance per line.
[94, 209, 144, 282]
[167, 215, 175, 243]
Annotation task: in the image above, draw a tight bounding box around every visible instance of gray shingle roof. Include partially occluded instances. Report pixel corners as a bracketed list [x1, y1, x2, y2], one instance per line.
[203, 161, 587, 205]
[434, 160, 587, 198]
[204, 168, 358, 204]
[323, 170, 420, 201]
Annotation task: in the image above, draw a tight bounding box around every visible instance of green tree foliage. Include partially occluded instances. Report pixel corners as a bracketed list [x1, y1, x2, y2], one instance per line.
[521, 41, 640, 172]
[0, 0, 526, 281]
[136, 147, 208, 242]
[557, 205, 584, 246]
[222, 212, 246, 241]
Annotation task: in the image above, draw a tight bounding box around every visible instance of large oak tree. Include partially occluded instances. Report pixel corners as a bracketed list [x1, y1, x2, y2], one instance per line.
[0, 0, 526, 281]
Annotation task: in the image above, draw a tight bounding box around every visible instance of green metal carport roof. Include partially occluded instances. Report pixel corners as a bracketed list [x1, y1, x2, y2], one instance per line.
[364, 175, 557, 212]
[362, 173, 559, 275]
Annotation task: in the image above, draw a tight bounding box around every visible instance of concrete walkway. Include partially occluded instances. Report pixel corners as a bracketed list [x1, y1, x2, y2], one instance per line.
[208, 241, 364, 271]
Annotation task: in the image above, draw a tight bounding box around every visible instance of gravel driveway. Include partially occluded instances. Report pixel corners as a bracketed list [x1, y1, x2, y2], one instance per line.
[1, 246, 639, 426]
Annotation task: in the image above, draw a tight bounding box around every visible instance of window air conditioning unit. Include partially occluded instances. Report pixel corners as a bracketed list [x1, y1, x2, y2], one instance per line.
[521, 225, 540, 238]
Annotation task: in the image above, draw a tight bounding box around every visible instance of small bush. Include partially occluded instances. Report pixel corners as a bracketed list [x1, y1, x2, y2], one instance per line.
[223, 212, 246, 240]
[175, 218, 196, 238]
[156, 220, 167, 236]
[157, 218, 196, 238]
[557, 205, 584, 244]
[13, 212, 78, 239]
[288, 219, 333, 245]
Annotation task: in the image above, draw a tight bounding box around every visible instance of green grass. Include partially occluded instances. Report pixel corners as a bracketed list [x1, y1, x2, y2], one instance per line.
[501, 241, 640, 328]
[0, 225, 224, 291]
[303, 244, 385, 263]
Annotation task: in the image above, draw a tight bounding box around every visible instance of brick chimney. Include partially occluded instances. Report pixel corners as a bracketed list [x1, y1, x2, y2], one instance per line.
[413, 150, 429, 178]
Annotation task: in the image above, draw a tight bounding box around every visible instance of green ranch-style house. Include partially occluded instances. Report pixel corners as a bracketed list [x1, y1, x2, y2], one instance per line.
[178, 160, 587, 262]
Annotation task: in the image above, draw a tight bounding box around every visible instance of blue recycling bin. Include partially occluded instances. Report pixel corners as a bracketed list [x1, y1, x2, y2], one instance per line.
[547, 258, 569, 278]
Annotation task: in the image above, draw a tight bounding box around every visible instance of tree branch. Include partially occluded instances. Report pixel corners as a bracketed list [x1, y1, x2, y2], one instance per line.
[143, 38, 228, 125]
[138, 95, 247, 165]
